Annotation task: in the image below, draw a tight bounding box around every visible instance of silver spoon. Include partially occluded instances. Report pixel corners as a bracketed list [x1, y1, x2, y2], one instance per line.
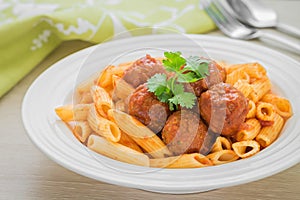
[226, 0, 300, 38]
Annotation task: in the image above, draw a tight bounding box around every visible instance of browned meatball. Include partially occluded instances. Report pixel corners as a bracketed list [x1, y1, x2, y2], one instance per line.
[188, 61, 226, 97]
[128, 84, 170, 133]
[161, 110, 208, 155]
[123, 54, 166, 88]
[199, 83, 248, 136]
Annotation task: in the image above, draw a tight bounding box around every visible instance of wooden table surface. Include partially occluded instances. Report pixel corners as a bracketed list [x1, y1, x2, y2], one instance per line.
[1, 0, 299, 199]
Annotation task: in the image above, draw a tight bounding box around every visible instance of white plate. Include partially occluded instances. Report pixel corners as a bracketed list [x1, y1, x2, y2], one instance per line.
[22, 34, 300, 194]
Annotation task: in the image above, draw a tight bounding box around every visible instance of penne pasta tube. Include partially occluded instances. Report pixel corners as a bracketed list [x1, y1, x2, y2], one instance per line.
[111, 109, 172, 158]
[112, 78, 135, 100]
[112, 75, 121, 89]
[226, 63, 266, 77]
[226, 69, 250, 85]
[96, 64, 130, 91]
[256, 113, 284, 148]
[232, 140, 260, 158]
[96, 65, 116, 89]
[242, 62, 266, 79]
[87, 105, 121, 142]
[249, 78, 271, 102]
[114, 100, 126, 112]
[79, 92, 93, 104]
[256, 102, 276, 122]
[211, 137, 231, 153]
[225, 64, 245, 74]
[106, 109, 115, 122]
[87, 135, 149, 167]
[206, 150, 239, 165]
[236, 118, 261, 141]
[150, 153, 212, 168]
[73, 121, 93, 143]
[55, 104, 91, 122]
[118, 131, 143, 153]
[233, 80, 253, 98]
[90, 85, 113, 118]
[261, 94, 293, 119]
[246, 100, 256, 119]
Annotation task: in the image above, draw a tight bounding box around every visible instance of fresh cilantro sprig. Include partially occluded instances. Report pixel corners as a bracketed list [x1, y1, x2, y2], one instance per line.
[163, 51, 209, 83]
[147, 74, 196, 111]
[146, 51, 210, 111]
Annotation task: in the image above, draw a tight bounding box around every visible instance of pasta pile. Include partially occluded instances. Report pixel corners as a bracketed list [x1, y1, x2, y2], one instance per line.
[55, 61, 292, 168]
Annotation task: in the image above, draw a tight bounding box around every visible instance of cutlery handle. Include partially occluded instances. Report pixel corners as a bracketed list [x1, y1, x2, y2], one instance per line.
[258, 31, 300, 55]
[276, 23, 300, 38]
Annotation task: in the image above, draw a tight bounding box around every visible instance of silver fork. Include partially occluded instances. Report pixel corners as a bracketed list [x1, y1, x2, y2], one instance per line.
[202, 0, 300, 54]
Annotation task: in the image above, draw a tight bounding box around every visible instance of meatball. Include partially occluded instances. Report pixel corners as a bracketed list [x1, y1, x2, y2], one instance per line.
[128, 84, 170, 133]
[161, 110, 208, 155]
[123, 54, 166, 88]
[188, 60, 226, 97]
[199, 83, 248, 136]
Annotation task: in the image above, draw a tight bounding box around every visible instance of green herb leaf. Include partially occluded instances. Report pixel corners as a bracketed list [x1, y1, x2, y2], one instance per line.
[146, 51, 210, 111]
[177, 72, 199, 83]
[163, 51, 186, 72]
[175, 92, 197, 109]
[172, 82, 184, 95]
[147, 74, 172, 103]
[147, 73, 167, 93]
[184, 56, 210, 79]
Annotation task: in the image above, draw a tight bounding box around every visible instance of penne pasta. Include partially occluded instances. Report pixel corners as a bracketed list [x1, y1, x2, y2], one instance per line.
[261, 93, 293, 119]
[226, 69, 250, 85]
[114, 100, 126, 112]
[105, 109, 143, 152]
[87, 135, 149, 166]
[256, 102, 276, 122]
[241, 62, 266, 80]
[256, 113, 284, 148]
[118, 131, 143, 153]
[225, 64, 245, 74]
[206, 150, 239, 165]
[150, 153, 212, 168]
[211, 137, 231, 153]
[87, 105, 121, 142]
[249, 78, 271, 102]
[112, 78, 135, 100]
[246, 100, 256, 119]
[96, 64, 131, 92]
[90, 85, 113, 118]
[236, 118, 261, 141]
[96, 65, 116, 90]
[232, 140, 260, 158]
[233, 80, 253, 98]
[79, 92, 93, 104]
[112, 75, 121, 89]
[55, 104, 91, 122]
[111, 109, 172, 158]
[73, 121, 93, 143]
[226, 63, 266, 78]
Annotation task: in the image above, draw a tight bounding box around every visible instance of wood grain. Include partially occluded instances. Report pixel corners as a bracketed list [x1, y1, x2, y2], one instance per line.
[1, 1, 299, 199]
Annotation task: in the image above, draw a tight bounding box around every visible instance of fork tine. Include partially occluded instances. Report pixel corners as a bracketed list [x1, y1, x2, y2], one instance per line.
[203, 0, 228, 34]
[203, 0, 300, 52]
[203, 0, 234, 26]
[202, 0, 247, 36]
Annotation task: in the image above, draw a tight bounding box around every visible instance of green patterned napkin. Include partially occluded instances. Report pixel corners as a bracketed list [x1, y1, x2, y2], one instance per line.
[0, 0, 215, 97]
